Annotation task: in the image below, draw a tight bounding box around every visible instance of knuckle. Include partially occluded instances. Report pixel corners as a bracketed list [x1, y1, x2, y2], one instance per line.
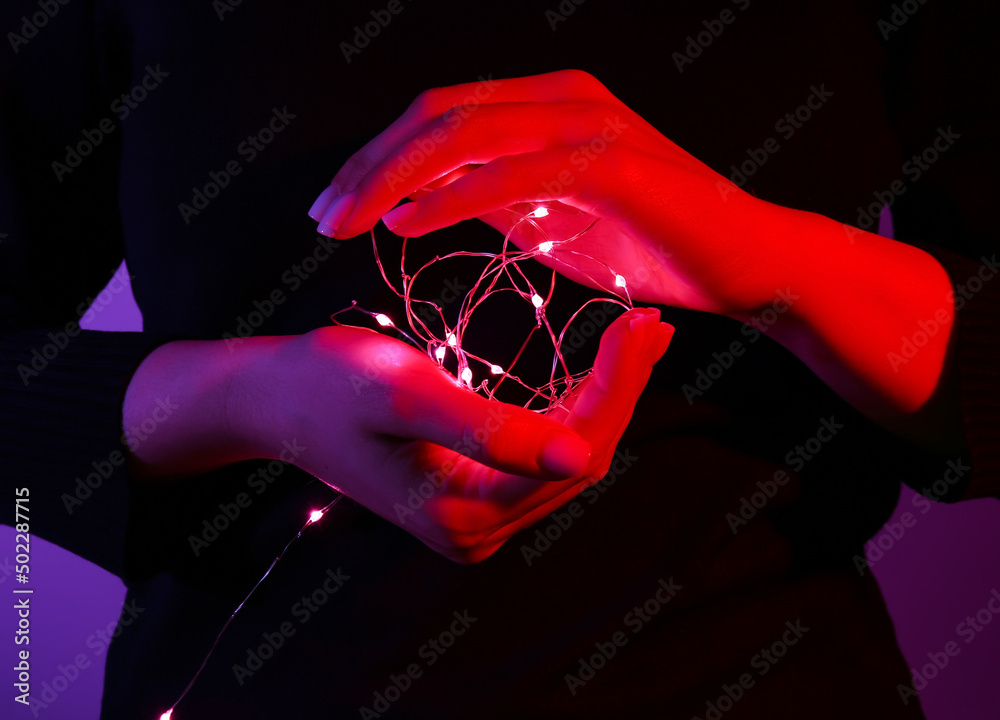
[335, 155, 375, 190]
[410, 87, 451, 118]
[557, 68, 605, 95]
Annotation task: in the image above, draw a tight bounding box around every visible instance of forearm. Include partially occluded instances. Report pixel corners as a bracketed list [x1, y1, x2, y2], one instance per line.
[733, 204, 963, 451]
[122, 336, 288, 479]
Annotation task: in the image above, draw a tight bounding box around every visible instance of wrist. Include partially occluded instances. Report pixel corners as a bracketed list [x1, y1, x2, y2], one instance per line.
[744, 203, 958, 427]
[123, 336, 290, 478]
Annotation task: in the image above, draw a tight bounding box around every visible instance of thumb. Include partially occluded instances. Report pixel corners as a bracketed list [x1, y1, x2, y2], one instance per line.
[390, 370, 592, 479]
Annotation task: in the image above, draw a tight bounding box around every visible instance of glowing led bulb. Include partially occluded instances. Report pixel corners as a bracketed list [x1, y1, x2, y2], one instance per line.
[447, 333, 457, 347]
[434, 346, 446, 361]
[537, 241, 553, 254]
[159, 711, 173, 720]
[490, 364, 503, 375]
[375, 313, 393, 327]
[531, 294, 544, 308]
[461, 367, 473, 383]
[615, 274, 627, 288]
[308, 510, 324, 523]
[529, 207, 549, 218]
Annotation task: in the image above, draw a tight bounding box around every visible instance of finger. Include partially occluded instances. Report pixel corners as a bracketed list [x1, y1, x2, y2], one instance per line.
[307, 70, 614, 219]
[372, 146, 615, 238]
[561, 308, 673, 472]
[330, 102, 617, 238]
[381, 365, 593, 480]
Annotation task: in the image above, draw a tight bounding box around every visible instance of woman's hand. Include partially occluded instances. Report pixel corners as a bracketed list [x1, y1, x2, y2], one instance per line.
[307, 69, 962, 447]
[124, 308, 673, 563]
[307, 69, 790, 316]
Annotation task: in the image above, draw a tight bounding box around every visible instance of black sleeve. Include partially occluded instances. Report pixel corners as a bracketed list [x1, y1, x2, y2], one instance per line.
[0, 0, 163, 576]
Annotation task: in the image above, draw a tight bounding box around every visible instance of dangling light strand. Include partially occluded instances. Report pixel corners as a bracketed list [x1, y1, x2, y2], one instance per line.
[156, 493, 346, 719]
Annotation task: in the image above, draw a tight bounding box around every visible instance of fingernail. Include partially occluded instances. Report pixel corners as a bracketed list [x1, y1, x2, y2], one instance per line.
[308, 184, 340, 221]
[628, 307, 657, 332]
[538, 432, 591, 477]
[627, 308, 655, 353]
[317, 191, 357, 236]
[382, 202, 419, 233]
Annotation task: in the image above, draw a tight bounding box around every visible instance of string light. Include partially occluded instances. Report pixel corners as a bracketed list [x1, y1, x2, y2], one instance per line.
[331, 203, 633, 411]
[156, 495, 346, 719]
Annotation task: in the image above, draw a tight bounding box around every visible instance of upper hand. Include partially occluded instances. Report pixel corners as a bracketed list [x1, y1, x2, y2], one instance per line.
[308, 69, 792, 316]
